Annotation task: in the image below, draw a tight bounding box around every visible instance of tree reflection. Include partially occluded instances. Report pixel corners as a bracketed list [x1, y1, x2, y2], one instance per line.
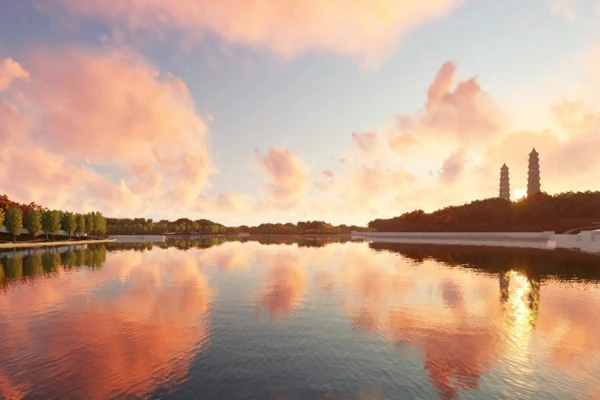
[1, 245, 107, 289]
[369, 242, 600, 282]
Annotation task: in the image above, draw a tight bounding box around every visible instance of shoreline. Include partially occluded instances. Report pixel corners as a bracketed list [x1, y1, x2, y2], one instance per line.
[0, 238, 116, 250]
[351, 231, 600, 254]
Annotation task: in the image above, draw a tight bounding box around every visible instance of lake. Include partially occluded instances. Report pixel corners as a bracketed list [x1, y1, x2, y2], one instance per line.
[1, 237, 600, 399]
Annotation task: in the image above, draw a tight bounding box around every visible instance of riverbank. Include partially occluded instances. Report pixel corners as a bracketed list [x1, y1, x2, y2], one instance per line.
[351, 231, 600, 254]
[0, 238, 115, 250]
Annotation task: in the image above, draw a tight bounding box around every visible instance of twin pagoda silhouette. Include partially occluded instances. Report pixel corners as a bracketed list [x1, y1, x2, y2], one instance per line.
[499, 148, 541, 201]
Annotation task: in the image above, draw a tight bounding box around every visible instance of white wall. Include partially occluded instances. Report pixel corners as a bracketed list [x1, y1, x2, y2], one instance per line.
[352, 231, 600, 253]
[0, 227, 75, 236]
[354, 231, 552, 239]
[110, 235, 165, 243]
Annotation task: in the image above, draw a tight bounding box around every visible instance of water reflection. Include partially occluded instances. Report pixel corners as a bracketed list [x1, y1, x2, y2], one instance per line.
[1, 239, 599, 399]
[1, 246, 212, 399]
[257, 247, 308, 320]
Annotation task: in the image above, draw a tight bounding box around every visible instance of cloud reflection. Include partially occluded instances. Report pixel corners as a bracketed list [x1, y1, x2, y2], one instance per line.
[2, 240, 600, 399]
[257, 248, 308, 320]
[0, 247, 212, 399]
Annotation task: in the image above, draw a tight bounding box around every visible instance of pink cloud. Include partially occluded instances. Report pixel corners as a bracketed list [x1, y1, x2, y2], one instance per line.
[315, 170, 336, 192]
[389, 61, 506, 153]
[551, 100, 600, 136]
[0, 58, 29, 92]
[0, 47, 216, 217]
[0, 145, 144, 214]
[255, 147, 308, 207]
[389, 132, 417, 154]
[23, 48, 211, 169]
[352, 132, 379, 152]
[53, 0, 465, 69]
[439, 147, 468, 183]
[400, 61, 503, 144]
[0, 100, 30, 142]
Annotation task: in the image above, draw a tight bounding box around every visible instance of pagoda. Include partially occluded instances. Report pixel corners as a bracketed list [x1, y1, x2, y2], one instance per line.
[527, 148, 541, 196]
[499, 163, 510, 200]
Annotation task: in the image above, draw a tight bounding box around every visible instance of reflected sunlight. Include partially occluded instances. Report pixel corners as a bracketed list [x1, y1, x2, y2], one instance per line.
[500, 270, 539, 380]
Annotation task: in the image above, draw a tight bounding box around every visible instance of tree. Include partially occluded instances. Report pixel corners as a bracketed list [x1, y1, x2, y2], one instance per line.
[62, 212, 77, 239]
[96, 214, 107, 238]
[24, 209, 43, 242]
[92, 211, 106, 239]
[42, 210, 53, 241]
[5, 207, 23, 242]
[76, 214, 86, 238]
[86, 212, 95, 238]
[50, 210, 62, 241]
[0, 208, 4, 230]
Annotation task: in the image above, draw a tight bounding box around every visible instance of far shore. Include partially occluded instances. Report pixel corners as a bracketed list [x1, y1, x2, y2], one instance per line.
[0, 238, 116, 250]
[113, 232, 354, 237]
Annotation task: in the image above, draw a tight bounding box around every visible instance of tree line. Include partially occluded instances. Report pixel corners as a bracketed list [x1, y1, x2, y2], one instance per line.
[2, 194, 370, 240]
[0, 197, 107, 243]
[368, 191, 600, 233]
[106, 217, 370, 235]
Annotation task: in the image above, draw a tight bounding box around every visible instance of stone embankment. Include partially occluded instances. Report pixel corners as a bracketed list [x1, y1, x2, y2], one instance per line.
[0, 238, 116, 250]
[351, 231, 600, 253]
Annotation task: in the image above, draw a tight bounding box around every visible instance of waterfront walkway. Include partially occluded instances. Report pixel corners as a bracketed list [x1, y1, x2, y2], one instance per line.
[0, 238, 116, 250]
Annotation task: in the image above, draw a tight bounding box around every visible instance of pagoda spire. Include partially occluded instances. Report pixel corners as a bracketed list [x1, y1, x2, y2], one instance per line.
[527, 148, 541, 196]
[499, 163, 510, 200]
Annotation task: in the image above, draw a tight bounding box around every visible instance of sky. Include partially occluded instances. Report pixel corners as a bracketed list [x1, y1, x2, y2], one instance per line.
[0, 0, 599, 226]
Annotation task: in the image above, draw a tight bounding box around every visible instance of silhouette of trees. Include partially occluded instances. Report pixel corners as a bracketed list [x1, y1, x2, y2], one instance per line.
[369, 191, 600, 232]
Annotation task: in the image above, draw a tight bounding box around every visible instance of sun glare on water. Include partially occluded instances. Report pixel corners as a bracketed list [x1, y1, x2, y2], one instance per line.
[513, 188, 527, 200]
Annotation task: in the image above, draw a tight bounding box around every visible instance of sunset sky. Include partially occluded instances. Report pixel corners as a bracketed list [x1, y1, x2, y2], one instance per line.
[0, 0, 599, 225]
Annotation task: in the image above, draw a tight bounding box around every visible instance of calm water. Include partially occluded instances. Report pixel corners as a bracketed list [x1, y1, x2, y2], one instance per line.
[1, 238, 600, 400]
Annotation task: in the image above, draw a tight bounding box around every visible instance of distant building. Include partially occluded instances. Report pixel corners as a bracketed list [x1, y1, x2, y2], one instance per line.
[527, 148, 541, 196]
[499, 163, 510, 200]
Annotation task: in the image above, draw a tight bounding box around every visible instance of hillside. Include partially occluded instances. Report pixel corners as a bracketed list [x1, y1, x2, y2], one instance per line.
[368, 191, 600, 233]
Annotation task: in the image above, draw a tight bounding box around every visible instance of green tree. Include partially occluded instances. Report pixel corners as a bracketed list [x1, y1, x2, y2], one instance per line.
[5, 207, 23, 242]
[42, 210, 53, 241]
[92, 212, 106, 238]
[86, 212, 95, 238]
[97, 214, 107, 237]
[50, 210, 62, 241]
[61, 212, 77, 239]
[0, 208, 5, 230]
[24, 209, 43, 242]
[76, 213, 86, 238]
